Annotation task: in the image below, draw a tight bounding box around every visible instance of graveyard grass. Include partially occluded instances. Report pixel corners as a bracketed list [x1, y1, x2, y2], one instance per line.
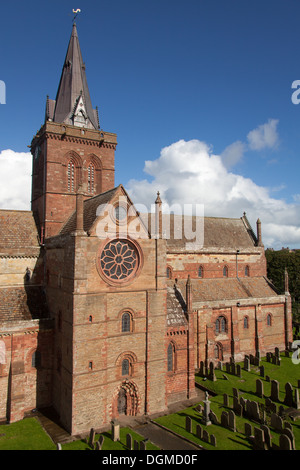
[0, 352, 299, 450]
[154, 352, 300, 450]
[0, 420, 159, 450]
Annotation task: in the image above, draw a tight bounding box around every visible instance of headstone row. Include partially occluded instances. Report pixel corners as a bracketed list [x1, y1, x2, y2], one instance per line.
[186, 416, 217, 447]
[245, 419, 295, 450]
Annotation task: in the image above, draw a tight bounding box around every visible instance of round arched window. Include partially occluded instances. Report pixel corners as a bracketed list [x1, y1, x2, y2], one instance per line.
[99, 239, 140, 283]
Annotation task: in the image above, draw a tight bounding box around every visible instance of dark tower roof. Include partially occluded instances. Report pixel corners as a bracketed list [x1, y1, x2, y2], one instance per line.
[46, 23, 99, 130]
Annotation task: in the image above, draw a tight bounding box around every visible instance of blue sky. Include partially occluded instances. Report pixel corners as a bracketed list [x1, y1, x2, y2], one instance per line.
[0, 0, 300, 248]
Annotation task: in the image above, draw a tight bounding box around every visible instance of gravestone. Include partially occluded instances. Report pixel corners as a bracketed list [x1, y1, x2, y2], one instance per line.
[221, 411, 229, 428]
[97, 435, 104, 450]
[223, 393, 229, 407]
[244, 355, 250, 371]
[246, 400, 260, 422]
[282, 428, 295, 450]
[260, 425, 271, 449]
[233, 396, 239, 413]
[240, 396, 247, 415]
[196, 424, 203, 439]
[253, 427, 266, 450]
[284, 382, 294, 407]
[279, 434, 292, 451]
[126, 433, 132, 450]
[271, 413, 283, 432]
[56, 443, 62, 450]
[209, 362, 216, 381]
[294, 388, 300, 409]
[228, 410, 236, 432]
[140, 439, 148, 451]
[245, 422, 252, 438]
[256, 379, 264, 398]
[89, 428, 96, 448]
[186, 416, 192, 433]
[270, 380, 279, 402]
[209, 410, 218, 425]
[203, 429, 210, 443]
[236, 364, 242, 377]
[134, 440, 139, 450]
[210, 434, 217, 447]
[259, 365, 265, 377]
[111, 420, 120, 442]
[235, 403, 243, 417]
[195, 404, 203, 413]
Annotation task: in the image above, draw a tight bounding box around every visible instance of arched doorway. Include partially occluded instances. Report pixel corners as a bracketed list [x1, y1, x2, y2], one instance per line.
[112, 380, 139, 418]
[117, 387, 127, 415]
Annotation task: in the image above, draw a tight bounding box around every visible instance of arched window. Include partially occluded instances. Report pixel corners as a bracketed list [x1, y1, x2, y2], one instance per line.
[122, 312, 131, 333]
[166, 267, 172, 279]
[267, 313, 272, 326]
[67, 160, 75, 192]
[167, 343, 175, 372]
[245, 265, 250, 277]
[198, 266, 203, 278]
[244, 316, 249, 329]
[32, 350, 41, 368]
[223, 266, 228, 277]
[214, 343, 223, 360]
[88, 164, 95, 193]
[122, 359, 130, 376]
[216, 316, 227, 334]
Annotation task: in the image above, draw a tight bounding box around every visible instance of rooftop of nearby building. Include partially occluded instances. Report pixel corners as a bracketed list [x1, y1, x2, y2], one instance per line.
[0, 210, 41, 257]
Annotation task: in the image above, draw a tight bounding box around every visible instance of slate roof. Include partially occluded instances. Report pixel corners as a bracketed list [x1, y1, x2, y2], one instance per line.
[173, 277, 279, 304]
[0, 210, 40, 257]
[166, 285, 188, 327]
[0, 286, 49, 322]
[165, 214, 257, 250]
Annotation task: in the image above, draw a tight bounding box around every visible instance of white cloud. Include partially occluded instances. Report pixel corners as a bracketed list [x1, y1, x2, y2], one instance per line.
[126, 139, 300, 249]
[247, 118, 279, 151]
[221, 140, 246, 168]
[0, 149, 31, 210]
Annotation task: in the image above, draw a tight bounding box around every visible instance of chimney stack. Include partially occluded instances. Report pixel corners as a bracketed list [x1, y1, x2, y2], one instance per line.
[186, 275, 192, 315]
[155, 191, 162, 239]
[256, 218, 263, 246]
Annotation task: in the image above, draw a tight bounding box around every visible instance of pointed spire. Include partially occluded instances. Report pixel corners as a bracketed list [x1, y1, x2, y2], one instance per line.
[52, 23, 99, 129]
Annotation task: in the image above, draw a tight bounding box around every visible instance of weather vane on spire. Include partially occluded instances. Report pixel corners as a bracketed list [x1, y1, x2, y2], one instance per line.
[72, 8, 81, 23]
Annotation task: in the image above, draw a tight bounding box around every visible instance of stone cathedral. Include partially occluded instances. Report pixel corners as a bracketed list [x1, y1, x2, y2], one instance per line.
[0, 24, 293, 435]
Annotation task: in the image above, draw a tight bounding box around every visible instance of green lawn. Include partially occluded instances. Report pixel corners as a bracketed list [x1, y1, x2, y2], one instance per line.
[0, 418, 56, 450]
[0, 419, 159, 451]
[154, 353, 300, 450]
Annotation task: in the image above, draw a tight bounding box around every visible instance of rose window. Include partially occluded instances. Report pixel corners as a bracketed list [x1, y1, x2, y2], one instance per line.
[100, 239, 138, 281]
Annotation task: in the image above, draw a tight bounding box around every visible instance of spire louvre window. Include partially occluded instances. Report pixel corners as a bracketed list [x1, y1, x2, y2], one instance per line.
[68, 161, 75, 192]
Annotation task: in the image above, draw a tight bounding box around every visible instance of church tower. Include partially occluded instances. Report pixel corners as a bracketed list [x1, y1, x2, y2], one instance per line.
[30, 23, 117, 240]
